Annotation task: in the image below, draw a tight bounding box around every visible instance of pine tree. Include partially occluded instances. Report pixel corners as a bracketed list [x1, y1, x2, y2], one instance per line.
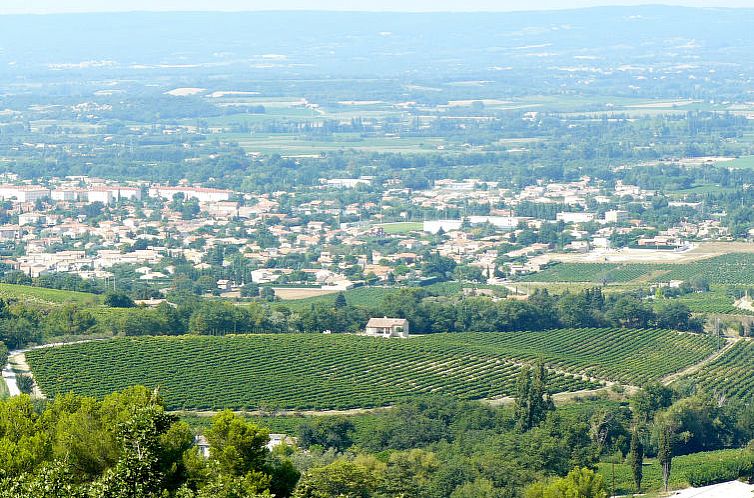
[334, 292, 347, 309]
[629, 428, 644, 493]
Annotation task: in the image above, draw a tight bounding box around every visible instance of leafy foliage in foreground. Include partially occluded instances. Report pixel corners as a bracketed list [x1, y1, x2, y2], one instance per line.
[0, 387, 297, 498]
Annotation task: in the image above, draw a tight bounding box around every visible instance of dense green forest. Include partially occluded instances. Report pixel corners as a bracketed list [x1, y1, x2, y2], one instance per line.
[4, 378, 754, 496]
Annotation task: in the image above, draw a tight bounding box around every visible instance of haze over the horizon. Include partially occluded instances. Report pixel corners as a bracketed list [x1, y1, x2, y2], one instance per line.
[2, 0, 754, 14]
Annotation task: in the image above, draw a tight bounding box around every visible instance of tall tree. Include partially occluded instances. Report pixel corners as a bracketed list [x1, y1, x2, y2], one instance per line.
[334, 292, 348, 310]
[629, 427, 644, 493]
[514, 365, 532, 431]
[206, 410, 270, 477]
[656, 418, 675, 492]
[514, 361, 553, 431]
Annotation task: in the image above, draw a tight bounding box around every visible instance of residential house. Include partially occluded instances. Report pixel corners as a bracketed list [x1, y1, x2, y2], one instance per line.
[365, 317, 410, 338]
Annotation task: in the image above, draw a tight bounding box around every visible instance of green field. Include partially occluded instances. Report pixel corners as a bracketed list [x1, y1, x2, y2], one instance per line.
[519, 262, 664, 284]
[654, 254, 754, 285]
[680, 339, 754, 401]
[521, 254, 754, 287]
[0, 283, 101, 305]
[720, 155, 754, 169]
[597, 448, 754, 495]
[26, 328, 717, 411]
[276, 286, 397, 311]
[376, 222, 424, 234]
[663, 288, 754, 315]
[277, 282, 462, 311]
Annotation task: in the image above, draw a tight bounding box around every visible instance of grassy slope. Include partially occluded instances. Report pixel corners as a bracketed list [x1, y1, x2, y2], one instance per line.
[0, 283, 101, 305]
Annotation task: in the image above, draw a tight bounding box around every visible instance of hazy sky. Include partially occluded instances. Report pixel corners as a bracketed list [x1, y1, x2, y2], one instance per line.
[2, 0, 754, 14]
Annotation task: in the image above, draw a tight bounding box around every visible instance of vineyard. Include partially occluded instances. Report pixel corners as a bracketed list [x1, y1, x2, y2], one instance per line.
[26, 328, 718, 410]
[519, 263, 659, 283]
[435, 329, 718, 385]
[278, 282, 462, 311]
[598, 448, 754, 494]
[0, 283, 101, 306]
[681, 339, 754, 401]
[665, 290, 754, 315]
[520, 253, 754, 286]
[652, 253, 754, 285]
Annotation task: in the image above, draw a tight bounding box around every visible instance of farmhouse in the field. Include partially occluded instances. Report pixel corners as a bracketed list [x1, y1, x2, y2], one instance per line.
[365, 317, 409, 338]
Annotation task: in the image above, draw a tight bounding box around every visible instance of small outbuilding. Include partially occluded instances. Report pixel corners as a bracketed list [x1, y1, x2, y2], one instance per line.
[365, 317, 409, 338]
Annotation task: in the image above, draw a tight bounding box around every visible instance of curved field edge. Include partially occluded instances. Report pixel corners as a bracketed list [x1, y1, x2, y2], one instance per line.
[675, 338, 754, 401]
[25, 329, 718, 411]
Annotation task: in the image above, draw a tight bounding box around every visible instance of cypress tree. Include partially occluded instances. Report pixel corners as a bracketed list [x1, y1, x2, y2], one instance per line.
[629, 428, 644, 492]
[657, 421, 674, 492]
[514, 365, 532, 431]
[334, 292, 347, 309]
[530, 360, 554, 427]
[515, 361, 554, 431]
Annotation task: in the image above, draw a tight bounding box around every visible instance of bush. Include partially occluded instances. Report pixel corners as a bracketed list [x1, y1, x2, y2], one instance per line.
[17, 374, 34, 394]
[103, 292, 135, 308]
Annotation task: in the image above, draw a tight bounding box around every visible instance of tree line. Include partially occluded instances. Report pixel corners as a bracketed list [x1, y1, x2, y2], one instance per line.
[0, 286, 704, 356]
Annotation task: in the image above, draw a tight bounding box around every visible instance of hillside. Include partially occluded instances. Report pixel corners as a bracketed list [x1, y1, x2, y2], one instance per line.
[0, 283, 101, 306]
[26, 328, 718, 410]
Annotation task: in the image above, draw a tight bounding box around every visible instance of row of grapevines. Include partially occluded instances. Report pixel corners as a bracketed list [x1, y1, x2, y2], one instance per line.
[26, 329, 717, 410]
[682, 339, 754, 401]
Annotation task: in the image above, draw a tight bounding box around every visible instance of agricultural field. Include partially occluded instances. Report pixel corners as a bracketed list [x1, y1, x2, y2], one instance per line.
[26, 328, 717, 411]
[661, 288, 754, 315]
[0, 283, 101, 306]
[653, 254, 754, 285]
[679, 339, 754, 401]
[597, 448, 754, 495]
[277, 282, 462, 311]
[519, 262, 664, 283]
[275, 286, 397, 311]
[437, 329, 717, 385]
[522, 254, 754, 286]
[720, 155, 754, 169]
[375, 222, 424, 234]
[272, 288, 339, 300]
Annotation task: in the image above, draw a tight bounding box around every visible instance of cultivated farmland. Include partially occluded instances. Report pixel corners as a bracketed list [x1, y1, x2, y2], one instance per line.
[521, 253, 754, 286]
[653, 253, 754, 285]
[519, 262, 664, 283]
[26, 328, 717, 410]
[680, 339, 754, 401]
[598, 448, 754, 495]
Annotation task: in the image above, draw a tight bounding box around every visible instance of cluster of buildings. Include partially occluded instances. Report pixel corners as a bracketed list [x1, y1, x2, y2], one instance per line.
[0, 172, 734, 295]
